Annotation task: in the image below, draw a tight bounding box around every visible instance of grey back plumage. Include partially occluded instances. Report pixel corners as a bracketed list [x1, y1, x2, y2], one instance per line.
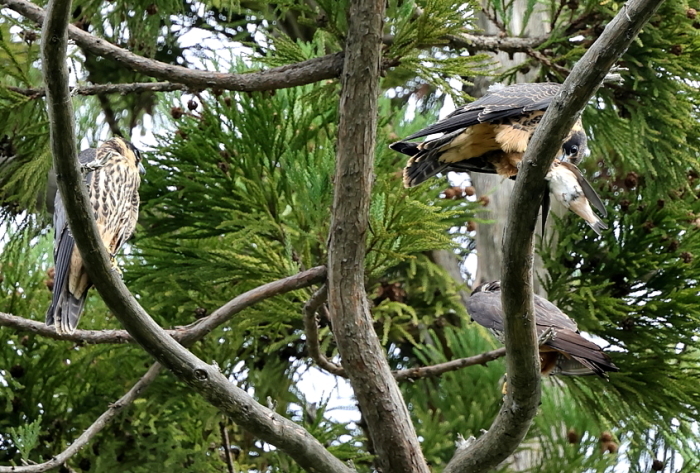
[467, 281, 619, 378]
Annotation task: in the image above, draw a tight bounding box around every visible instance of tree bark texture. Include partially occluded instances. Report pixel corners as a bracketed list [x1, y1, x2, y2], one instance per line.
[326, 1, 429, 472]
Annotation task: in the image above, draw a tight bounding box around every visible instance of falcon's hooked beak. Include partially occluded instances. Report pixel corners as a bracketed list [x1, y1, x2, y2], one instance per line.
[138, 162, 146, 175]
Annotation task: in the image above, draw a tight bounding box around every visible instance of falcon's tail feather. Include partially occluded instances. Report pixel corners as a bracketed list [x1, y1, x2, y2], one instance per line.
[568, 354, 619, 379]
[46, 285, 88, 334]
[547, 329, 619, 378]
[389, 141, 420, 157]
[403, 155, 449, 188]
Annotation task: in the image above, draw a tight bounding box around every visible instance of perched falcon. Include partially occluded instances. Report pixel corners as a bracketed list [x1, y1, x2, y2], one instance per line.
[390, 82, 589, 187]
[546, 160, 607, 235]
[46, 137, 145, 334]
[468, 281, 619, 378]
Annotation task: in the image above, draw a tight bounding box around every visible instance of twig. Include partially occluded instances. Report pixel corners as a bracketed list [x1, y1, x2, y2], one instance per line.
[219, 422, 235, 473]
[39, 0, 352, 470]
[0, 266, 326, 344]
[393, 348, 506, 381]
[525, 49, 571, 77]
[302, 285, 345, 376]
[481, 7, 507, 33]
[0, 363, 163, 473]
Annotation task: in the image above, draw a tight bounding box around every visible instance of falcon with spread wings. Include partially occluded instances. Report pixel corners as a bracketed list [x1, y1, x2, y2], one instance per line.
[390, 82, 608, 235]
[390, 82, 588, 187]
[46, 137, 145, 334]
[468, 281, 619, 378]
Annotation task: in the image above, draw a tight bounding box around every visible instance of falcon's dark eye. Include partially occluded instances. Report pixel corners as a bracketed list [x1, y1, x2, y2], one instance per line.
[568, 145, 579, 155]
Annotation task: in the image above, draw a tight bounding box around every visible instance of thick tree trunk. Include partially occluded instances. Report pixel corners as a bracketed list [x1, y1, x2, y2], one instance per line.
[327, 1, 429, 472]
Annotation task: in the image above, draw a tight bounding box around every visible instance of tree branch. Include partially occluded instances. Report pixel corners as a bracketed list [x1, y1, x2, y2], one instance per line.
[0, 363, 163, 473]
[1, 0, 558, 98]
[326, 0, 429, 471]
[5, 83, 191, 98]
[393, 347, 506, 381]
[0, 267, 327, 469]
[302, 285, 346, 376]
[2, 0, 345, 92]
[40, 0, 352, 471]
[0, 266, 326, 345]
[446, 33, 549, 53]
[444, 0, 664, 471]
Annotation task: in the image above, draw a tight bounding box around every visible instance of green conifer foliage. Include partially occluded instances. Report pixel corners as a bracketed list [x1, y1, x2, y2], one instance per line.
[0, 0, 699, 470]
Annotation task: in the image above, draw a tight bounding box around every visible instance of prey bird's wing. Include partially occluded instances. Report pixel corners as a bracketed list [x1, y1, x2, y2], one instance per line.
[404, 83, 561, 140]
[559, 161, 607, 217]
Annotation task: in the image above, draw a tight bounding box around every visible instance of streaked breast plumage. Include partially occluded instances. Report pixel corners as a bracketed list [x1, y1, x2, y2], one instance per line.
[46, 137, 144, 334]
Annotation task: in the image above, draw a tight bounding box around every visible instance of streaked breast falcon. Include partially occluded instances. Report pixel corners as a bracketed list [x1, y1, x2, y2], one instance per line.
[46, 137, 145, 334]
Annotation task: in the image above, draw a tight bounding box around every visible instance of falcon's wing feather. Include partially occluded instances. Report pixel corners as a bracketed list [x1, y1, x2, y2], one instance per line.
[533, 294, 578, 331]
[466, 291, 505, 332]
[403, 83, 560, 140]
[46, 148, 97, 331]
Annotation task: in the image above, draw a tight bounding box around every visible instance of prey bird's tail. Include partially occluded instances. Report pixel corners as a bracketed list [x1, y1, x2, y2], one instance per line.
[586, 217, 608, 237]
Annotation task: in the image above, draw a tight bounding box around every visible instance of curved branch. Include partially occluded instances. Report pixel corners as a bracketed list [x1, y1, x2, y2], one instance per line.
[40, 1, 352, 471]
[2, 0, 345, 92]
[0, 364, 162, 473]
[444, 0, 664, 471]
[302, 285, 346, 376]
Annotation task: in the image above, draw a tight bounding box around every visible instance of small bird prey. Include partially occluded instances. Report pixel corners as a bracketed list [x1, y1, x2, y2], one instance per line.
[46, 137, 145, 334]
[390, 82, 588, 187]
[468, 281, 619, 378]
[545, 160, 607, 236]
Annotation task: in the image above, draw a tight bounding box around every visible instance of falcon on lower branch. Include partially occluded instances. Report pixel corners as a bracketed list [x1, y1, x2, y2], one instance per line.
[46, 137, 145, 334]
[468, 281, 619, 378]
